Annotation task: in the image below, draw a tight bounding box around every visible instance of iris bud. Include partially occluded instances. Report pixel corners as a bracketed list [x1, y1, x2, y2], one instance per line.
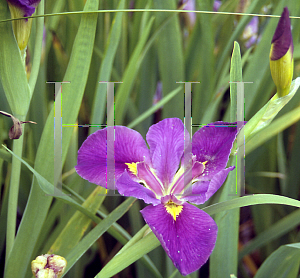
[270, 7, 294, 97]
[6, 0, 41, 51]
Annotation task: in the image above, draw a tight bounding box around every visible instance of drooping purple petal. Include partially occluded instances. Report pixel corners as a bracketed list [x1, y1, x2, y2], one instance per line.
[182, 166, 235, 204]
[141, 203, 217, 276]
[192, 122, 237, 181]
[146, 118, 189, 189]
[7, 0, 41, 17]
[75, 126, 150, 188]
[270, 7, 293, 61]
[116, 171, 160, 205]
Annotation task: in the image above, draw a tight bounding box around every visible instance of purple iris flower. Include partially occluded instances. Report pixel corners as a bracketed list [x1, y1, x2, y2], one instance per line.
[213, 0, 222, 12]
[75, 118, 238, 275]
[6, 0, 41, 18]
[243, 17, 259, 48]
[180, 0, 196, 28]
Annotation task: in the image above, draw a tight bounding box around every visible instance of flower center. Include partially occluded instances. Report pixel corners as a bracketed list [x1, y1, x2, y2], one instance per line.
[165, 201, 183, 221]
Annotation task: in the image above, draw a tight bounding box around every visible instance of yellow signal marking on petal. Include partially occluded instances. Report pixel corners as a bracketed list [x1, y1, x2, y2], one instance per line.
[165, 201, 183, 221]
[125, 162, 138, 176]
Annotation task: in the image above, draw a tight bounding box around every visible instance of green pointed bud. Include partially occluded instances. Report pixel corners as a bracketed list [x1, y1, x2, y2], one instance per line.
[31, 254, 67, 278]
[270, 7, 294, 97]
[6, 0, 41, 50]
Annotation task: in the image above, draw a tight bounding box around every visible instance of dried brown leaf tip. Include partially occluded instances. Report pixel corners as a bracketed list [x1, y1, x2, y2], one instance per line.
[0, 111, 36, 139]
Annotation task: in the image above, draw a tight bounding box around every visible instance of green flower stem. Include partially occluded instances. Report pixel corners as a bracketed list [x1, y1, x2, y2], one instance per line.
[5, 117, 25, 260]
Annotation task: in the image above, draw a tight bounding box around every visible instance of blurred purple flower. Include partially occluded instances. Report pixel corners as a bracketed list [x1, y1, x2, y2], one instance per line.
[153, 81, 162, 106]
[76, 118, 239, 275]
[181, 0, 196, 28]
[213, 0, 222, 12]
[243, 17, 259, 48]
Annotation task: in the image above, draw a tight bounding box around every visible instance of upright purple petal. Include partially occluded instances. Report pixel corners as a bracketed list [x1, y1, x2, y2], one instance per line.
[182, 167, 235, 204]
[75, 126, 150, 188]
[116, 171, 160, 205]
[141, 203, 217, 275]
[192, 122, 237, 180]
[146, 118, 189, 189]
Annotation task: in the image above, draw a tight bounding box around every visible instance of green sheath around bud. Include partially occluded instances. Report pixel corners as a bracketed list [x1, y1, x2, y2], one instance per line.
[269, 7, 294, 97]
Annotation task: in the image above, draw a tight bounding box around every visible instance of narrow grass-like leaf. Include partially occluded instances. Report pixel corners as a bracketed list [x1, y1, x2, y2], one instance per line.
[239, 209, 300, 260]
[4, 1, 99, 277]
[62, 197, 135, 277]
[152, 0, 184, 120]
[28, 0, 44, 95]
[96, 232, 160, 278]
[192, 0, 215, 124]
[254, 243, 300, 278]
[209, 160, 239, 278]
[285, 122, 300, 199]
[115, 17, 154, 125]
[127, 85, 183, 128]
[216, 0, 266, 80]
[48, 186, 106, 257]
[243, 78, 300, 142]
[244, 0, 286, 118]
[245, 105, 300, 155]
[203, 194, 300, 216]
[2, 145, 100, 223]
[0, 1, 30, 116]
[90, 0, 125, 134]
[230, 41, 242, 122]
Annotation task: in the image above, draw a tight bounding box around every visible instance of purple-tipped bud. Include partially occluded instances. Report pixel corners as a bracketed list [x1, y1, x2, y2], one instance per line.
[270, 7, 293, 60]
[270, 7, 294, 97]
[6, 0, 41, 50]
[6, 0, 40, 17]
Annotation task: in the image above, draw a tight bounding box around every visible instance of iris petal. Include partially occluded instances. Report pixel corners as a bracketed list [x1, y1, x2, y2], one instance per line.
[192, 122, 238, 181]
[146, 118, 189, 189]
[116, 171, 160, 205]
[141, 203, 218, 276]
[182, 167, 235, 204]
[75, 126, 150, 188]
